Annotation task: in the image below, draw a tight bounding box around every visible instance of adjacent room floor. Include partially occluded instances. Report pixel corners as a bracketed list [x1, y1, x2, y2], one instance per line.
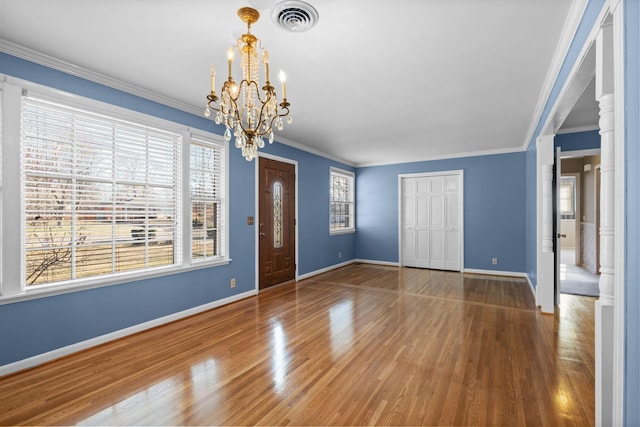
[560, 248, 600, 297]
[0, 264, 595, 426]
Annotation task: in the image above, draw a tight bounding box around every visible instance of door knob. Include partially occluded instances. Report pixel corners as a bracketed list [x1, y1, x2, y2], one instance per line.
[557, 233, 567, 238]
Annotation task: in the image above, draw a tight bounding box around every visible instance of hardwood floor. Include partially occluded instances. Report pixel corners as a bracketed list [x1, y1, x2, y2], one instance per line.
[0, 264, 595, 426]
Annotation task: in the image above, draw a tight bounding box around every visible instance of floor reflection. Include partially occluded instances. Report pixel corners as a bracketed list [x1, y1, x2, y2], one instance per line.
[78, 377, 182, 426]
[329, 299, 354, 358]
[271, 322, 288, 393]
[189, 358, 224, 420]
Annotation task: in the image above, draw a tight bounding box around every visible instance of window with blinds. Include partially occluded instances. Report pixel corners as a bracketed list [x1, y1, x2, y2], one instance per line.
[190, 137, 225, 261]
[330, 167, 355, 233]
[21, 97, 181, 287]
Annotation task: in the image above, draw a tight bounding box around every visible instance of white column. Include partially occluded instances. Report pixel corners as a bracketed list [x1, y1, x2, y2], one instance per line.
[542, 164, 554, 254]
[536, 134, 555, 313]
[598, 93, 615, 305]
[595, 19, 614, 427]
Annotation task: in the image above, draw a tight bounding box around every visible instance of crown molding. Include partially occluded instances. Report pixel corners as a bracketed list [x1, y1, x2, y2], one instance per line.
[1, 39, 356, 168]
[522, 0, 589, 150]
[356, 145, 525, 168]
[0, 39, 205, 117]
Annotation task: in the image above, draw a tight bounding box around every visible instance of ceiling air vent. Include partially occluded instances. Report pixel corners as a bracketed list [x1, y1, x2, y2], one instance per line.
[271, 1, 319, 32]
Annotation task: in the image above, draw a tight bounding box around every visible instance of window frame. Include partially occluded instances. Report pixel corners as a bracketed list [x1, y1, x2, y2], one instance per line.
[0, 77, 229, 303]
[559, 176, 576, 220]
[189, 130, 228, 265]
[329, 167, 356, 235]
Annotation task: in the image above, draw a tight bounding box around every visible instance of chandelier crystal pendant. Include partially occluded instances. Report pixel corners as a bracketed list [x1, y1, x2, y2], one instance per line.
[205, 6, 292, 161]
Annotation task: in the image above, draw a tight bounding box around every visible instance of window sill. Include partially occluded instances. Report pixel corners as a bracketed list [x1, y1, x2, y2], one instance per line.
[330, 229, 356, 236]
[0, 258, 231, 306]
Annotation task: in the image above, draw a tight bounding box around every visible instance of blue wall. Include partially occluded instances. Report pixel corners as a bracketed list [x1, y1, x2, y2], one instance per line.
[555, 129, 601, 151]
[0, 53, 355, 366]
[356, 152, 527, 273]
[624, 0, 639, 423]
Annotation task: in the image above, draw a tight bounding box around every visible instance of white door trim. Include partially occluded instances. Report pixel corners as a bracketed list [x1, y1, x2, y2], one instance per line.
[536, 134, 556, 313]
[398, 170, 464, 271]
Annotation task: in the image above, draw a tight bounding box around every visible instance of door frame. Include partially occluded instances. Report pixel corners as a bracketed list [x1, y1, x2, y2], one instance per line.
[254, 152, 299, 292]
[397, 170, 464, 271]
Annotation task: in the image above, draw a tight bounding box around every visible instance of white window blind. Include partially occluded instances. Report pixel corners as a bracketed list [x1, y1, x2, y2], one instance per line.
[21, 96, 181, 287]
[330, 168, 355, 233]
[190, 136, 225, 260]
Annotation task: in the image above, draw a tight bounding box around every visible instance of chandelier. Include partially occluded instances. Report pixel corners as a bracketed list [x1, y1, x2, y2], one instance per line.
[205, 6, 292, 161]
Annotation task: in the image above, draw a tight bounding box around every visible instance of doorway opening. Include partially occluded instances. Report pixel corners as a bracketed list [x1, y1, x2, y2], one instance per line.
[558, 152, 601, 298]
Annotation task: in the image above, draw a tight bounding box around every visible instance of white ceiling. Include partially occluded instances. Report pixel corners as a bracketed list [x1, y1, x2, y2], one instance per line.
[558, 77, 599, 133]
[0, 0, 594, 166]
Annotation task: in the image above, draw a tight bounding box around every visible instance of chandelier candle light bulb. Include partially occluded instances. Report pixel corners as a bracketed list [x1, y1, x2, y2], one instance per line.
[204, 6, 292, 161]
[279, 71, 287, 99]
[263, 51, 270, 83]
[227, 48, 234, 78]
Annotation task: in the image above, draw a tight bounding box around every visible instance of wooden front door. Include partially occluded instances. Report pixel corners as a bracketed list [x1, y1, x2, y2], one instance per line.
[259, 157, 296, 289]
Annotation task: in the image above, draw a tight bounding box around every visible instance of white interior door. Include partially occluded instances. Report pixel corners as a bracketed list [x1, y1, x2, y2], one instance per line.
[429, 176, 445, 270]
[402, 178, 430, 268]
[401, 172, 462, 271]
[444, 175, 461, 270]
[402, 178, 417, 267]
[415, 178, 430, 268]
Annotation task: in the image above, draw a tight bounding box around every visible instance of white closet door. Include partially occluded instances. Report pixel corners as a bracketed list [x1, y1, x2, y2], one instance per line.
[402, 178, 417, 267]
[428, 176, 445, 270]
[401, 172, 462, 272]
[444, 174, 461, 270]
[415, 177, 430, 268]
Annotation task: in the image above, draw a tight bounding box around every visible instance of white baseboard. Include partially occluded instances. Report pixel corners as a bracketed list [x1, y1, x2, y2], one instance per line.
[464, 268, 536, 298]
[463, 268, 527, 278]
[525, 274, 536, 299]
[354, 259, 400, 267]
[297, 260, 355, 280]
[0, 290, 256, 377]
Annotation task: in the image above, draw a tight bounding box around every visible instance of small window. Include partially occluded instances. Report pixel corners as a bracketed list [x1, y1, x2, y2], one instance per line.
[190, 136, 225, 261]
[560, 176, 576, 220]
[330, 167, 355, 234]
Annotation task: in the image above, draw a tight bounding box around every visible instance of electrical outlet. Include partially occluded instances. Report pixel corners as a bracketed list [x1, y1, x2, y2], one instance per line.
[230, 278, 236, 288]
[338, 251, 342, 259]
[492, 258, 498, 265]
